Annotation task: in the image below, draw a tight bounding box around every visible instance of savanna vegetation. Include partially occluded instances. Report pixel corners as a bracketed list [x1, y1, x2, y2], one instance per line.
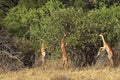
[0, 0, 120, 80]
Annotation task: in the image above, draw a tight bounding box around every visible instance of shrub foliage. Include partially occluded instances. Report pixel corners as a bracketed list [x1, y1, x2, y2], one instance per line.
[3, 0, 120, 68]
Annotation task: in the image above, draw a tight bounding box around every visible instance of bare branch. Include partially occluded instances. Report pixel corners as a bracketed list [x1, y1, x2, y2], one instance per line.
[0, 51, 23, 64]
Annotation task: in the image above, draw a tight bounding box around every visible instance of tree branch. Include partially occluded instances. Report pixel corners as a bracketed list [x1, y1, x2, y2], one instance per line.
[0, 51, 23, 65]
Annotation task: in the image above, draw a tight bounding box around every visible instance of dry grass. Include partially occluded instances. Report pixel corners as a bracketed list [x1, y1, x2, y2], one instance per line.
[0, 60, 120, 80]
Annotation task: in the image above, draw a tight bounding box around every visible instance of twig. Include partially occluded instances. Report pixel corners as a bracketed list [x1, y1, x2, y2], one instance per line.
[0, 51, 23, 65]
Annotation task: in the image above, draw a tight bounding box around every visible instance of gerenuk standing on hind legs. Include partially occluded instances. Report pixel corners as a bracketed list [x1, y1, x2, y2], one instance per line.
[61, 33, 68, 69]
[97, 33, 114, 66]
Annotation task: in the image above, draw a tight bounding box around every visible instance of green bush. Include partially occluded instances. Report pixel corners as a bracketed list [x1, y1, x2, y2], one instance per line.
[48, 6, 120, 67]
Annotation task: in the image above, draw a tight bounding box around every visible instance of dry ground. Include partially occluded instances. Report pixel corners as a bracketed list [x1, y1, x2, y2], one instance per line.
[0, 60, 120, 80]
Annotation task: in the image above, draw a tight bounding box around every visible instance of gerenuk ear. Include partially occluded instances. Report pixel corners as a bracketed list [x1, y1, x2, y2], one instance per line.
[64, 33, 67, 36]
[100, 33, 103, 35]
